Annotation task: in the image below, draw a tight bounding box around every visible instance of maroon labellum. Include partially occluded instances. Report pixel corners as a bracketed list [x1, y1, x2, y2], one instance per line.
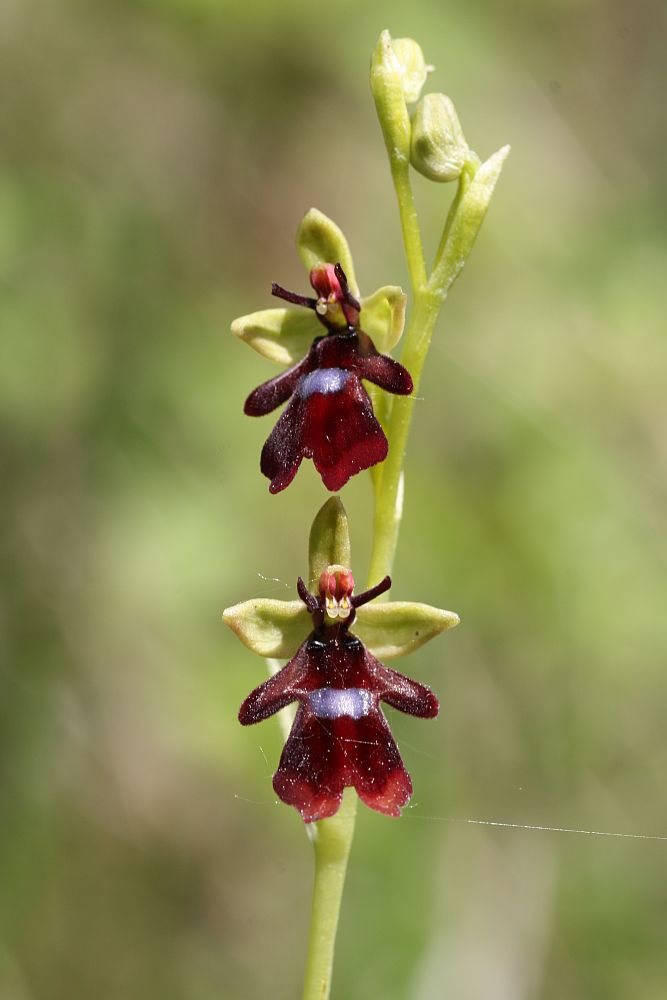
[244, 263, 413, 493]
[238, 569, 439, 822]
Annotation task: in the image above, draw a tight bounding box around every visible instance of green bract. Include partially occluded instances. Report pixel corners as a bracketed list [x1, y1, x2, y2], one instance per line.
[224, 498, 459, 661]
[429, 144, 511, 297]
[231, 209, 407, 364]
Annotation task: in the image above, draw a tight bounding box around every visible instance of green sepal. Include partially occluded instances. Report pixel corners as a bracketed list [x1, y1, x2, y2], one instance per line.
[231, 285, 406, 366]
[308, 497, 352, 585]
[297, 209, 359, 298]
[222, 598, 310, 658]
[361, 285, 407, 353]
[222, 593, 459, 661]
[354, 601, 460, 659]
[231, 307, 316, 366]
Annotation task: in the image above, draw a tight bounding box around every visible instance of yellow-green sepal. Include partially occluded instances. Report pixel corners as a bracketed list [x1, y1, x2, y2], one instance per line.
[355, 601, 460, 659]
[231, 307, 316, 365]
[231, 284, 406, 365]
[297, 209, 359, 298]
[308, 497, 352, 584]
[361, 285, 407, 353]
[222, 598, 310, 659]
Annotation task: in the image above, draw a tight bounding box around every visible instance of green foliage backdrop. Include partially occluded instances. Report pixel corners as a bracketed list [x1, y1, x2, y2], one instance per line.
[1, 1, 666, 997]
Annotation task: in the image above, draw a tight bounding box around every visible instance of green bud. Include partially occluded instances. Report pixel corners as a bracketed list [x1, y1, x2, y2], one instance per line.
[391, 37, 429, 104]
[230, 307, 316, 366]
[308, 497, 351, 585]
[410, 93, 472, 183]
[370, 30, 412, 161]
[354, 601, 459, 659]
[297, 208, 359, 298]
[222, 598, 309, 659]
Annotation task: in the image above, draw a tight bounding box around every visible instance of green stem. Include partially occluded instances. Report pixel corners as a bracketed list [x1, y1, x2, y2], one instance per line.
[389, 157, 427, 292]
[301, 790, 357, 1000]
[369, 169, 472, 582]
[367, 287, 444, 584]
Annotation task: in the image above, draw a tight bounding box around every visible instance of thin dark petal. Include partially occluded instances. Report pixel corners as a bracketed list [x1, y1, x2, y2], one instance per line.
[244, 354, 312, 416]
[238, 643, 310, 724]
[333, 263, 361, 312]
[297, 576, 319, 613]
[352, 575, 392, 608]
[302, 375, 388, 491]
[271, 283, 317, 310]
[259, 395, 308, 494]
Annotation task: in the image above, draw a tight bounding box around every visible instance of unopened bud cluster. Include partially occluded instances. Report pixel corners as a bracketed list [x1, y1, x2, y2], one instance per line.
[371, 29, 475, 183]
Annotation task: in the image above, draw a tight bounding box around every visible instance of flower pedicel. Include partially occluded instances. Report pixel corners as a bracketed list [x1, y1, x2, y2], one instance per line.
[244, 262, 413, 493]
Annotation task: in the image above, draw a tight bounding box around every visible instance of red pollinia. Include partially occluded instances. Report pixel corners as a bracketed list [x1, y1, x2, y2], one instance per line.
[244, 263, 413, 493]
[238, 567, 438, 823]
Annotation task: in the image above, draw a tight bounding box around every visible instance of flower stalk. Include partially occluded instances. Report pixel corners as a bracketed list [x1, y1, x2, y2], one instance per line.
[301, 790, 357, 1000]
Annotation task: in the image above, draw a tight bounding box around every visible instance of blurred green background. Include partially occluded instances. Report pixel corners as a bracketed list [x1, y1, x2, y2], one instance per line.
[1, 0, 666, 997]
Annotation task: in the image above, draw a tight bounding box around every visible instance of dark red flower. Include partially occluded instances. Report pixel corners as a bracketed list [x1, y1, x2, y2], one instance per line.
[238, 569, 439, 822]
[244, 263, 413, 493]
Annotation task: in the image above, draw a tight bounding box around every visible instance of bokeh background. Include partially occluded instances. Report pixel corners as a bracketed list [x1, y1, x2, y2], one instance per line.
[2, 0, 666, 997]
